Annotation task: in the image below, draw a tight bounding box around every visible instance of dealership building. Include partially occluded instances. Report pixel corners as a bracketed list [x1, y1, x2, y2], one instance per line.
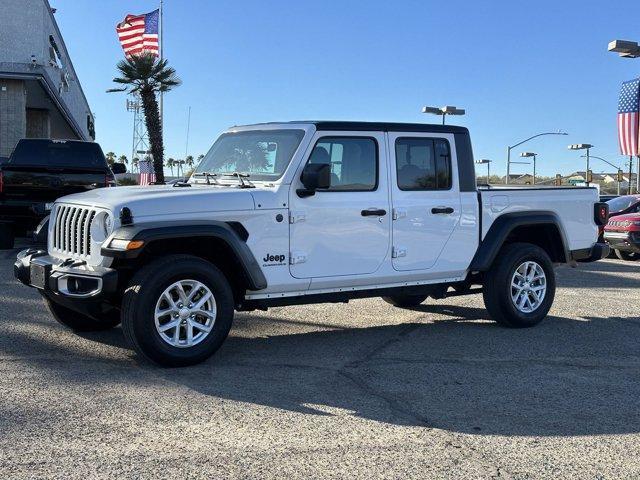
[0, 0, 94, 157]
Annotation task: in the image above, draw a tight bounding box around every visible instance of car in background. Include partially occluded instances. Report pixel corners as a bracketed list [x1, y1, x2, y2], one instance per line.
[0, 139, 126, 249]
[607, 194, 640, 217]
[603, 213, 640, 260]
[598, 194, 640, 242]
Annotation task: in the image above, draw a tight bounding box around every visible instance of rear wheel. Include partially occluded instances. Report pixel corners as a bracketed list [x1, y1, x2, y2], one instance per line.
[42, 295, 120, 331]
[482, 243, 555, 328]
[0, 223, 14, 250]
[614, 249, 639, 261]
[382, 294, 428, 308]
[121, 255, 235, 367]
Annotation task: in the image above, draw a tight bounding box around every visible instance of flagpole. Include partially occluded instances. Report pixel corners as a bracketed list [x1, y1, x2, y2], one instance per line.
[159, 0, 164, 132]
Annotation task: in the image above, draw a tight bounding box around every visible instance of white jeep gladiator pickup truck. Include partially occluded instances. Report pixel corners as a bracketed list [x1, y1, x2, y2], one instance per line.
[15, 121, 610, 366]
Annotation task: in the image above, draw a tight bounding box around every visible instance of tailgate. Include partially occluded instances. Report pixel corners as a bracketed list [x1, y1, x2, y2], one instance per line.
[1, 166, 107, 203]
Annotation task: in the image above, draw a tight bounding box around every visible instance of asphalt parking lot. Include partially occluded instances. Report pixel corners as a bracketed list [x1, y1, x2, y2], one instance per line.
[1, 242, 639, 479]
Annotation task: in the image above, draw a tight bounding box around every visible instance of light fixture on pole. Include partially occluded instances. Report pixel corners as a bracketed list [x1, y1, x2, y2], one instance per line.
[475, 159, 492, 184]
[506, 131, 568, 184]
[608, 39, 640, 58]
[422, 105, 465, 125]
[568, 144, 593, 186]
[520, 152, 538, 184]
[581, 154, 623, 195]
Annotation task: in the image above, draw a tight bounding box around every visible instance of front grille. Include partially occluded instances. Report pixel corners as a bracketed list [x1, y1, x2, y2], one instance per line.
[52, 205, 97, 258]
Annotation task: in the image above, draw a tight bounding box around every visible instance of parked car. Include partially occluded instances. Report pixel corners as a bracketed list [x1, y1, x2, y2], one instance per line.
[0, 139, 125, 249]
[597, 194, 640, 242]
[15, 121, 609, 366]
[603, 213, 640, 260]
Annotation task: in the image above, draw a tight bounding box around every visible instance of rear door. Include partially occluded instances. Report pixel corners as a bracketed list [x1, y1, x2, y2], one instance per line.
[288, 132, 390, 278]
[389, 132, 461, 271]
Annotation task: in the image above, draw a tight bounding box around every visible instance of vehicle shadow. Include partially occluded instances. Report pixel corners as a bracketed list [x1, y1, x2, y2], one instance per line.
[4, 294, 640, 437]
[145, 305, 640, 437]
[555, 261, 640, 289]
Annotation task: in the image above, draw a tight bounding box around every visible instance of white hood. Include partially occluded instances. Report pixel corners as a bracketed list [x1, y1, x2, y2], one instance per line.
[55, 184, 256, 219]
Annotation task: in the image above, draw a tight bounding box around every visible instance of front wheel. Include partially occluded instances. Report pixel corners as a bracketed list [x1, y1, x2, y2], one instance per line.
[121, 254, 235, 367]
[615, 249, 639, 261]
[482, 243, 556, 328]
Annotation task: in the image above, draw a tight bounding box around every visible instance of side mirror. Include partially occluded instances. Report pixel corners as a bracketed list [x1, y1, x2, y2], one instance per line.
[111, 162, 127, 174]
[298, 163, 331, 197]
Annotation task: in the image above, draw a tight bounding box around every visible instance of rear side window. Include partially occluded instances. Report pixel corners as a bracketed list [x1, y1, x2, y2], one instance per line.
[9, 140, 108, 168]
[395, 137, 451, 190]
[308, 137, 378, 191]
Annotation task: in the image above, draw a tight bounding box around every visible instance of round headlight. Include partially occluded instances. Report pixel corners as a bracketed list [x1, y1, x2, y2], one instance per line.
[90, 212, 114, 243]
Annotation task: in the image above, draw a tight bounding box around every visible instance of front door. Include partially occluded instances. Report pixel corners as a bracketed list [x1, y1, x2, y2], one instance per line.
[389, 132, 461, 271]
[289, 132, 390, 279]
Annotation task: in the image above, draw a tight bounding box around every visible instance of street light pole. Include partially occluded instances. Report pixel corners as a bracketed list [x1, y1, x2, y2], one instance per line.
[569, 144, 594, 186]
[520, 152, 537, 184]
[475, 159, 492, 184]
[581, 155, 623, 195]
[506, 132, 568, 184]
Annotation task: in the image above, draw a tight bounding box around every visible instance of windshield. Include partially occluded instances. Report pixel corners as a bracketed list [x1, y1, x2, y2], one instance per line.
[194, 129, 305, 182]
[607, 195, 639, 213]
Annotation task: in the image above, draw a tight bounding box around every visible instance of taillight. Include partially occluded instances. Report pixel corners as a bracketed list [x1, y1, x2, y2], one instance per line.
[105, 173, 116, 187]
[594, 202, 609, 226]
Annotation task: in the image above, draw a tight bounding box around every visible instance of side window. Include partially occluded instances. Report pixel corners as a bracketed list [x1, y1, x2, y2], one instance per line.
[308, 137, 377, 191]
[395, 137, 452, 190]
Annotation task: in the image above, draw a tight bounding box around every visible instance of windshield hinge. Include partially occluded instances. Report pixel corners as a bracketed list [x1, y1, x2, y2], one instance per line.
[289, 211, 306, 224]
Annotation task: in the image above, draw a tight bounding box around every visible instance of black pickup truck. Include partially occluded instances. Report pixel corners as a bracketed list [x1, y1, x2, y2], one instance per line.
[0, 139, 126, 249]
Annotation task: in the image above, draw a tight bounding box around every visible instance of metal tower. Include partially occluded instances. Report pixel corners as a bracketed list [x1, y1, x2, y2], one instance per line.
[126, 97, 150, 172]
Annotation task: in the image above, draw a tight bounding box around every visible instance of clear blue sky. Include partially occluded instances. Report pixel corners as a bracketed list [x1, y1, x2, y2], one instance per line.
[54, 0, 640, 177]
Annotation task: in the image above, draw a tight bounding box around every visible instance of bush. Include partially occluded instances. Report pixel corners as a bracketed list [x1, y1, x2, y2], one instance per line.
[117, 177, 139, 186]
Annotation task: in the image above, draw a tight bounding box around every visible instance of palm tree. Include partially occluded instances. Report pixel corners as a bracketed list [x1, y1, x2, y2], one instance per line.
[167, 157, 175, 176]
[108, 53, 181, 184]
[118, 154, 128, 165]
[185, 155, 194, 170]
[105, 151, 116, 166]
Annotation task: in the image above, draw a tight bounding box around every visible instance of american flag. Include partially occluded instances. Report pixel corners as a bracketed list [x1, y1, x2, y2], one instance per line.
[116, 9, 159, 57]
[139, 158, 156, 186]
[618, 78, 640, 156]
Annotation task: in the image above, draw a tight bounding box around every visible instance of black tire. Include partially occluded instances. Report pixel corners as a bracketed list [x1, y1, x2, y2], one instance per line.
[121, 254, 234, 367]
[0, 223, 14, 250]
[614, 249, 639, 261]
[482, 242, 556, 328]
[382, 294, 428, 308]
[42, 295, 120, 332]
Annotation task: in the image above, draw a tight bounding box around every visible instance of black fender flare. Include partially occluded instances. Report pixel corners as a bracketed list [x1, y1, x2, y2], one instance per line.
[101, 220, 267, 290]
[469, 211, 570, 271]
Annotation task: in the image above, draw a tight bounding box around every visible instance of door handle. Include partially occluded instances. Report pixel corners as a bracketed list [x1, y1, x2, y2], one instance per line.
[431, 206, 454, 214]
[361, 208, 387, 217]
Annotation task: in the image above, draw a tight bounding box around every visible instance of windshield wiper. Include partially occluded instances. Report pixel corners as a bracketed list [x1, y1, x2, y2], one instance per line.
[224, 172, 255, 188]
[193, 172, 219, 185]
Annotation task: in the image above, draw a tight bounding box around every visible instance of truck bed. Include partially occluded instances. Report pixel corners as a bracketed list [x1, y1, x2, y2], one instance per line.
[478, 186, 599, 251]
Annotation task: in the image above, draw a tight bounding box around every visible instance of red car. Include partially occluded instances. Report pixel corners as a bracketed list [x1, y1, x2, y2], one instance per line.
[603, 212, 640, 260]
[599, 194, 640, 241]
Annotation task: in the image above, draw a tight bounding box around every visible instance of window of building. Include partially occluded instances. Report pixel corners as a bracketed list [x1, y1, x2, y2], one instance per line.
[308, 137, 377, 191]
[395, 137, 452, 190]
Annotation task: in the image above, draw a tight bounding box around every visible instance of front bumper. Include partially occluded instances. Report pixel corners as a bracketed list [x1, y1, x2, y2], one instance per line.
[14, 249, 118, 298]
[570, 242, 611, 263]
[603, 231, 640, 253]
